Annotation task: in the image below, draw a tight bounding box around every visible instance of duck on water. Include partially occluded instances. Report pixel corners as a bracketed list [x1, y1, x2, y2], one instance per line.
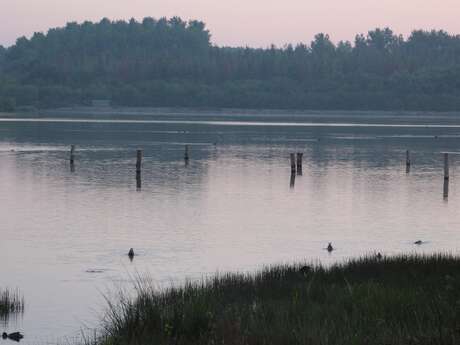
[2, 332, 24, 342]
[128, 248, 135, 260]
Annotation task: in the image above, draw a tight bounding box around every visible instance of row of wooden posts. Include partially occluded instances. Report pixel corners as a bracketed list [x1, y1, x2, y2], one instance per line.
[69, 145, 190, 190]
[68, 145, 452, 198]
[406, 150, 450, 198]
[135, 146, 190, 189]
[290, 149, 452, 198]
[135, 146, 190, 173]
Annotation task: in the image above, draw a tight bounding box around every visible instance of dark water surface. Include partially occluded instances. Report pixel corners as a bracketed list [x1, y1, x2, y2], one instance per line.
[1, 110, 460, 344]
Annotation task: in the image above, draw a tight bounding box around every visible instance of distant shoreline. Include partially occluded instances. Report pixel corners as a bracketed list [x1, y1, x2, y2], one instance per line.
[3, 107, 460, 119]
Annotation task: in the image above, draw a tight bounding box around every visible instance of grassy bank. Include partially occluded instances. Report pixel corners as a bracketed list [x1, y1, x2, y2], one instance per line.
[0, 288, 24, 320]
[99, 255, 460, 345]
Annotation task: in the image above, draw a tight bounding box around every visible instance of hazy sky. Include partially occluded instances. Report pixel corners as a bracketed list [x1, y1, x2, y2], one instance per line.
[1, 0, 460, 47]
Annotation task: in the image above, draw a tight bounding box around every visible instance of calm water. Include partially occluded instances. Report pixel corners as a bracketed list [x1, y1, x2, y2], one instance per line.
[1, 110, 460, 344]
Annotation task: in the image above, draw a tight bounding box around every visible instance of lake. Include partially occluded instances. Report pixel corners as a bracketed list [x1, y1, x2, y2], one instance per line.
[1, 109, 460, 344]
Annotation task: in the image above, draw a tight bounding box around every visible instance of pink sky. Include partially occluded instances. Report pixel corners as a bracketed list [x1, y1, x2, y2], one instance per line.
[1, 0, 460, 47]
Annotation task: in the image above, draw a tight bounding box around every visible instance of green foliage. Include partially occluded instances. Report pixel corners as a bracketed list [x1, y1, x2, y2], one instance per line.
[2, 19, 460, 110]
[0, 45, 5, 69]
[98, 254, 460, 345]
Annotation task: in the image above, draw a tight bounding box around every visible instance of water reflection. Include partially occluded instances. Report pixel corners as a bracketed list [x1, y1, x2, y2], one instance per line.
[290, 172, 295, 188]
[443, 178, 449, 200]
[296, 152, 303, 176]
[136, 172, 142, 190]
[0, 288, 24, 329]
[1, 112, 460, 344]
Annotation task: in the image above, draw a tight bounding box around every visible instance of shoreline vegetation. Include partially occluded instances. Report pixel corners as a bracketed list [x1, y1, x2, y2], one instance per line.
[2, 18, 460, 112]
[3, 107, 460, 121]
[0, 288, 24, 321]
[95, 254, 460, 345]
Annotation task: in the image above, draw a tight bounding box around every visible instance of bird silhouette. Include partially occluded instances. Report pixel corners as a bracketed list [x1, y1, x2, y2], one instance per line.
[128, 248, 135, 260]
[2, 332, 24, 342]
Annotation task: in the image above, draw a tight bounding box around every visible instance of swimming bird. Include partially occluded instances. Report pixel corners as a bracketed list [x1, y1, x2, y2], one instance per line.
[414, 240, 423, 245]
[327, 242, 334, 252]
[128, 248, 135, 258]
[2, 332, 24, 342]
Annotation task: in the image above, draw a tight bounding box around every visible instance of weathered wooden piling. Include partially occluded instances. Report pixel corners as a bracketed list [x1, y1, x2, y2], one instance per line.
[136, 149, 142, 174]
[136, 149, 142, 190]
[296, 152, 303, 175]
[70, 145, 75, 165]
[290, 153, 296, 174]
[444, 153, 449, 180]
[406, 150, 411, 173]
[443, 153, 449, 198]
[184, 145, 190, 161]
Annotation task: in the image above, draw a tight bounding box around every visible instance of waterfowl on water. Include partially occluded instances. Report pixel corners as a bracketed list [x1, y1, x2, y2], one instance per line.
[327, 242, 334, 252]
[2, 332, 24, 342]
[128, 248, 135, 258]
[414, 240, 423, 245]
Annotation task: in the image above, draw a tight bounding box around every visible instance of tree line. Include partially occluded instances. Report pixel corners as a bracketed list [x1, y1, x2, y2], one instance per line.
[1, 17, 460, 112]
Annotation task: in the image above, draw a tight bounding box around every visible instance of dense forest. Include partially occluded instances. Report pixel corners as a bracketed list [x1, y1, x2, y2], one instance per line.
[1, 17, 460, 112]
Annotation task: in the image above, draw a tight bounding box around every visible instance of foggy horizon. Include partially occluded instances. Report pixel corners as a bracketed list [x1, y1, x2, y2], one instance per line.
[2, 0, 460, 48]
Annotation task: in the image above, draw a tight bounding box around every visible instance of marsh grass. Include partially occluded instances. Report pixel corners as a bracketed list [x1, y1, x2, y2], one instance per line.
[0, 288, 24, 321]
[99, 254, 460, 345]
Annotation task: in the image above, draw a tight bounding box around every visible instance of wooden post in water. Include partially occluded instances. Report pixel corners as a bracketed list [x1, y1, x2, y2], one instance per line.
[290, 153, 296, 174]
[443, 153, 449, 199]
[136, 149, 142, 190]
[184, 145, 190, 164]
[136, 149, 142, 174]
[296, 152, 303, 175]
[70, 145, 75, 165]
[406, 150, 411, 173]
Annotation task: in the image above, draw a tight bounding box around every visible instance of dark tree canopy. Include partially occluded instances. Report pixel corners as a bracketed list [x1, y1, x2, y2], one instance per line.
[1, 17, 460, 111]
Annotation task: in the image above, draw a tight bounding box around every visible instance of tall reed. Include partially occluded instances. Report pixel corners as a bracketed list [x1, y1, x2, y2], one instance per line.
[0, 288, 24, 320]
[98, 254, 460, 345]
